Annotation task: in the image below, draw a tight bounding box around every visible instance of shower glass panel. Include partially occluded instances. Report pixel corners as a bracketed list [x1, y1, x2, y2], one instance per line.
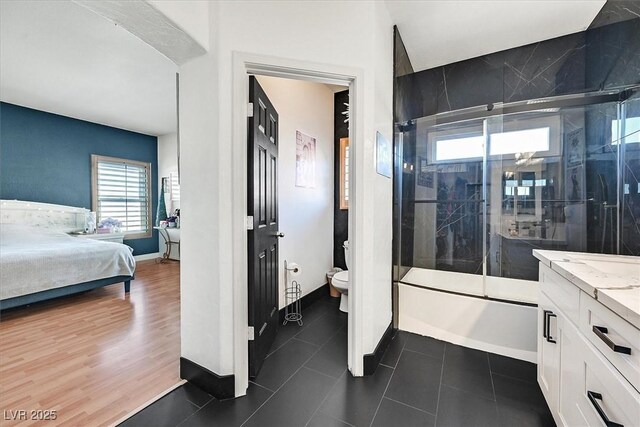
[621, 92, 640, 256]
[484, 102, 620, 302]
[399, 114, 487, 297]
[395, 87, 639, 304]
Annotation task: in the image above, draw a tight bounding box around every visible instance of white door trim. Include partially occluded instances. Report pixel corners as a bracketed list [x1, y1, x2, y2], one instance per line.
[231, 52, 365, 396]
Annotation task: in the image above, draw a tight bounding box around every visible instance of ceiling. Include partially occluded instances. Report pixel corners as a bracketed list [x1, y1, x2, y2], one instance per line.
[0, 1, 177, 136]
[1, 1, 611, 136]
[385, 0, 607, 72]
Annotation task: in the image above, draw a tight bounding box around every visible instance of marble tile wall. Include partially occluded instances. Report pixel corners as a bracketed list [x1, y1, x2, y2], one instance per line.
[395, 15, 640, 121]
[392, 9, 640, 286]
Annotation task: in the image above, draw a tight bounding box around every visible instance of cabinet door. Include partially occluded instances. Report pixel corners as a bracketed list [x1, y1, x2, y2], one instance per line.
[576, 337, 640, 427]
[558, 312, 590, 427]
[538, 293, 561, 417]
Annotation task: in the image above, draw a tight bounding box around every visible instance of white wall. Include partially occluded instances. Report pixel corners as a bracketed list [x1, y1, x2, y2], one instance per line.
[158, 132, 179, 212]
[158, 132, 180, 259]
[179, 50, 227, 375]
[256, 76, 335, 309]
[399, 284, 538, 362]
[146, 0, 210, 52]
[174, 0, 393, 393]
[366, 0, 394, 362]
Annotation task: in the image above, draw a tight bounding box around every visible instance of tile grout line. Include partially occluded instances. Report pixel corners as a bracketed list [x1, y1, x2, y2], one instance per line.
[240, 316, 344, 427]
[173, 385, 217, 427]
[439, 383, 496, 403]
[387, 333, 405, 369]
[433, 342, 447, 426]
[175, 406, 201, 427]
[174, 398, 210, 427]
[487, 352, 498, 403]
[303, 369, 350, 427]
[249, 380, 275, 393]
[320, 412, 356, 427]
[383, 396, 437, 417]
[265, 334, 321, 361]
[292, 311, 346, 348]
[302, 365, 345, 381]
[490, 370, 538, 385]
[487, 353, 501, 421]
[291, 336, 324, 347]
[402, 347, 446, 362]
[367, 334, 408, 427]
[265, 309, 332, 357]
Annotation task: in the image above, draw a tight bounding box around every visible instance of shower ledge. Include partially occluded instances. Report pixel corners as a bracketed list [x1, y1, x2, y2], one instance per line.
[533, 250, 640, 329]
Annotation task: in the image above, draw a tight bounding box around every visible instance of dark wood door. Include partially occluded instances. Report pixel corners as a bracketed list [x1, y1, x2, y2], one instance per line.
[248, 76, 280, 378]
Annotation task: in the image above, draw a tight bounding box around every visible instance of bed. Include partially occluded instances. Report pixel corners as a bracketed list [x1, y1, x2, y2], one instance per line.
[0, 200, 136, 310]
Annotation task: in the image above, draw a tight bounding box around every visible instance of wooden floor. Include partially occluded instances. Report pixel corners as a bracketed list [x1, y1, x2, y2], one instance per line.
[0, 260, 181, 426]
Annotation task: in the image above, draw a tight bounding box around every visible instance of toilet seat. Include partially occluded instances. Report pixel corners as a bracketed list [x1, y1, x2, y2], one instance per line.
[332, 271, 349, 286]
[332, 271, 349, 313]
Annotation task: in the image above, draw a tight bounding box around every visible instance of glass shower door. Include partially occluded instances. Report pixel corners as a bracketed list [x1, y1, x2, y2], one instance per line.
[400, 116, 486, 296]
[621, 92, 640, 256]
[484, 100, 623, 303]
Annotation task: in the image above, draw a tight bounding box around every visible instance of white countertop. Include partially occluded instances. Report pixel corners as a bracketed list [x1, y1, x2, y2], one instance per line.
[533, 250, 640, 329]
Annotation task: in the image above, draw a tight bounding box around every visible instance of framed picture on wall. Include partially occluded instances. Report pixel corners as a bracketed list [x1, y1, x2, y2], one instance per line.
[295, 131, 316, 188]
[376, 131, 392, 178]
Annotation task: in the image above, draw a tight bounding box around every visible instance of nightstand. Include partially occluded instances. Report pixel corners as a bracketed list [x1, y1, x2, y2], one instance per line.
[72, 232, 126, 244]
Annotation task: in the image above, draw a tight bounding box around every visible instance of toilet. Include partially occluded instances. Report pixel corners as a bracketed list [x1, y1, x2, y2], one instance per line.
[332, 241, 349, 313]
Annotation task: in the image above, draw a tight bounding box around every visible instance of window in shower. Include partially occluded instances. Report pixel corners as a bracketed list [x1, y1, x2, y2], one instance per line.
[612, 116, 640, 144]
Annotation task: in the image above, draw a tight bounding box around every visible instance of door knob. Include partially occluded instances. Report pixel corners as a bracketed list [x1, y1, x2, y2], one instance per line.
[275, 232, 285, 238]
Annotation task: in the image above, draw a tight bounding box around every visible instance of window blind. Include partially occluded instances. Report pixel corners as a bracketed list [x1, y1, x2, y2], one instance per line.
[92, 155, 151, 237]
[344, 144, 349, 202]
[339, 138, 349, 209]
[170, 172, 180, 204]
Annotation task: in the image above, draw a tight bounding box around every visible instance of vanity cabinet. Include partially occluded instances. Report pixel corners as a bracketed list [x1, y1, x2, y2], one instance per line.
[537, 262, 640, 427]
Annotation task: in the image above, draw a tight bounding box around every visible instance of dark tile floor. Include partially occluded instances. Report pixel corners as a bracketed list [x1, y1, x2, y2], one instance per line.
[120, 296, 555, 427]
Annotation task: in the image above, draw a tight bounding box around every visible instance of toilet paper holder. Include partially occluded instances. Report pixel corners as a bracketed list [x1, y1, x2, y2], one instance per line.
[283, 260, 303, 326]
[285, 263, 300, 274]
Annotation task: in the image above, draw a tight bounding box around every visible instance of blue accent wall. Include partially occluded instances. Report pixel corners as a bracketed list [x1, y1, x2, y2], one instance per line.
[0, 102, 159, 255]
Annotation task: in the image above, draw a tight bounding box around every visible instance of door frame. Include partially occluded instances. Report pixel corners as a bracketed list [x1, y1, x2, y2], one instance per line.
[231, 52, 364, 396]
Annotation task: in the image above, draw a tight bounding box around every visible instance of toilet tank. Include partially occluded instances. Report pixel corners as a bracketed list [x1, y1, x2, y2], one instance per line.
[343, 241, 349, 269]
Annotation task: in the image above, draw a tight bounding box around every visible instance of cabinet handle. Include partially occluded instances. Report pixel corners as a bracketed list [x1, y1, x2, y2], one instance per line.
[587, 391, 624, 427]
[543, 310, 556, 344]
[592, 326, 632, 355]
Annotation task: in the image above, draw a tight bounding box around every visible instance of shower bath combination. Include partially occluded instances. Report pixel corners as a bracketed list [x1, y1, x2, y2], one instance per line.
[394, 86, 640, 305]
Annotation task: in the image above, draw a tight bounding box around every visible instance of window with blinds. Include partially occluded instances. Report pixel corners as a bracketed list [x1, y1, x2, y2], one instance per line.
[91, 155, 152, 239]
[169, 171, 180, 206]
[340, 138, 349, 210]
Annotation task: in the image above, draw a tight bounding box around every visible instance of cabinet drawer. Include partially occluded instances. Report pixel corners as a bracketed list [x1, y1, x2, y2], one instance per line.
[540, 263, 581, 326]
[576, 337, 640, 427]
[580, 294, 640, 392]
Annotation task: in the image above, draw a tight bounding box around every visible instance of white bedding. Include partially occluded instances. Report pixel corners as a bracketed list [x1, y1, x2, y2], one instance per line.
[0, 224, 136, 300]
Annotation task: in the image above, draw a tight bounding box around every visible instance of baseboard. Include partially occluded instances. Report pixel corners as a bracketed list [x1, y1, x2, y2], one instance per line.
[179, 357, 235, 399]
[363, 322, 395, 375]
[279, 283, 331, 324]
[134, 252, 160, 261]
